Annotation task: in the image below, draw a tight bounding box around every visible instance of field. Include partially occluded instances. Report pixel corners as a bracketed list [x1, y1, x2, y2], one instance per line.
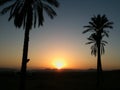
[0, 70, 120, 90]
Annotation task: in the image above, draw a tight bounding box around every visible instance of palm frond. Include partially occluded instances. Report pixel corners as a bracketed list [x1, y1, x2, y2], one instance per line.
[91, 43, 97, 56]
[44, 0, 59, 7]
[100, 42, 106, 55]
[37, 2, 44, 26]
[101, 44, 104, 54]
[85, 41, 94, 45]
[83, 28, 94, 34]
[104, 22, 113, 29]
[0, 4, 13, 14]
[34, 9, 37, 28]
[0, 0, 12, 6]
[43, 3, 57, 19]
[89, 22, 97, 28]
[8, 0, 23, 21]
[103, 30, 109, 37]
[102, 40, 108, 44]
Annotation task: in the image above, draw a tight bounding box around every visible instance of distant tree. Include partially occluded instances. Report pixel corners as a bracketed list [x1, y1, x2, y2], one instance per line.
[83, 14, 113, 87]
[0, 0, 59, 90]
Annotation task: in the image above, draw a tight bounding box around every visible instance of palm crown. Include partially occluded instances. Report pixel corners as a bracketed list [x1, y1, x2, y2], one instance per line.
[83, 14, 113, 37]
[1, 0, 59, 30]
[83, 14, 113, 56]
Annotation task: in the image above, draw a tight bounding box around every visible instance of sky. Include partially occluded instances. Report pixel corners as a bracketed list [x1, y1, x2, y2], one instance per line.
[0, 0, 120, 70]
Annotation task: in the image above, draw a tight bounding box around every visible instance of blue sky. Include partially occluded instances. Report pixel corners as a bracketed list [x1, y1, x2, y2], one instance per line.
[0, 0, 120, 70]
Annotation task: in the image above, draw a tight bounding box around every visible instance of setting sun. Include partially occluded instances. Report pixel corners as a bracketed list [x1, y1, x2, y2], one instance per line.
[53, 59, 66, 69]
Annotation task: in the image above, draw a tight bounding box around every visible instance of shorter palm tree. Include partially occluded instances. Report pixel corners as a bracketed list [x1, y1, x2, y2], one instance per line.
[83, 14, 113, 87]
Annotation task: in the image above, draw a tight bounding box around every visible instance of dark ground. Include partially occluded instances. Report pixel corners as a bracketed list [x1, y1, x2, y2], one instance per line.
[0, 70, 120, 90]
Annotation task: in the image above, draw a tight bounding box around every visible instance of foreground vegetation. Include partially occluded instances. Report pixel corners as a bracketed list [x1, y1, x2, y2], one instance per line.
[0, 70, 120, 90]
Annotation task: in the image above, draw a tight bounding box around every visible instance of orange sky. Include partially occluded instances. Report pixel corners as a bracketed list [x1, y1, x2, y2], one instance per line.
[0, 0, 120, 70]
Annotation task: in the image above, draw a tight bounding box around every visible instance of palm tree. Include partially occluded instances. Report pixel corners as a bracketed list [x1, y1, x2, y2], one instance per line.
[83, 14, 113, 87]
[0, 0, 59, 90]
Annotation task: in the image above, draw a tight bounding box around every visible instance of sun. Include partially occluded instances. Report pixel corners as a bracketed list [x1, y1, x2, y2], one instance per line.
[53, 59, 66, 69]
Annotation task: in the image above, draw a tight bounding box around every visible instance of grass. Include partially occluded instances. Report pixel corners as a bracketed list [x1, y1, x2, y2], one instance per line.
[0, 70, 120, 90]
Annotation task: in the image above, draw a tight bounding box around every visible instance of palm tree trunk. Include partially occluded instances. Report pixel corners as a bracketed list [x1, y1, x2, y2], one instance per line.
[97, 40, 103, 88]
[19, 28, 30, 90]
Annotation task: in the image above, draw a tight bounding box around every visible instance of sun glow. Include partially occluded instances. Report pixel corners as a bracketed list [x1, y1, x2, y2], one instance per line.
[53, 59, 66, 69]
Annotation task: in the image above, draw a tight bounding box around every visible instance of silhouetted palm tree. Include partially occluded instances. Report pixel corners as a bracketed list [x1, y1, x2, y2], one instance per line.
[0, 0, 59, 90]
[83, 14, 113, 87]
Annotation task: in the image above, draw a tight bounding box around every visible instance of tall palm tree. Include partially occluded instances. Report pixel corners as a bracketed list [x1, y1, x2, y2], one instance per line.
[0, 0, 59, 90]
[83, 14, 113, 87]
